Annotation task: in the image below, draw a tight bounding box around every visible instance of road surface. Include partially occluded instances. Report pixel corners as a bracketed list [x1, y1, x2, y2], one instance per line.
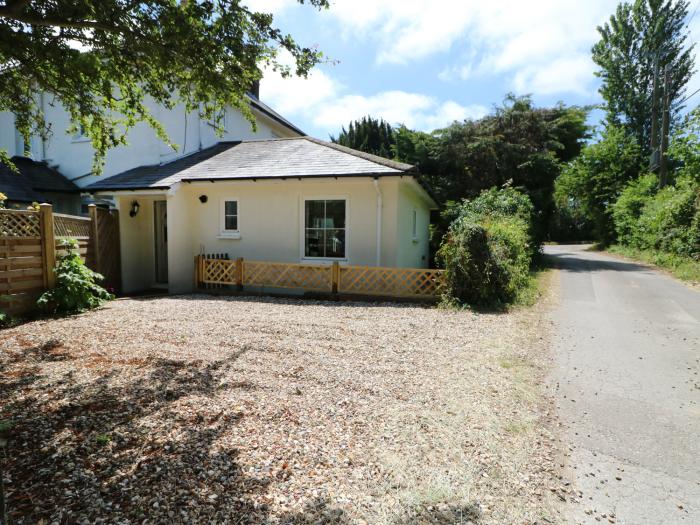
[545, 245, 700, 524]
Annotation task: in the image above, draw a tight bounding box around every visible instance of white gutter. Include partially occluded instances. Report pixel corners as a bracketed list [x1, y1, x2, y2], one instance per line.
[373, 178, 382, 266]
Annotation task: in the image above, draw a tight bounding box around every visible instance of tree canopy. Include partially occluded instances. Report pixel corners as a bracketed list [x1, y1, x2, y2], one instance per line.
[330, 116, 395, 159]
[592, 0, 695, 153]
[0, 0, 328, 172]
[425, 95, 590, 241]
[330, 97, 590, 242]
[555, 125, 644, 243]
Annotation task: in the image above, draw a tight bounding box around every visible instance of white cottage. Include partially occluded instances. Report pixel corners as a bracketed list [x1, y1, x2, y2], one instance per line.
[86, 137, 436, 293]
[1, 94, 437, 294]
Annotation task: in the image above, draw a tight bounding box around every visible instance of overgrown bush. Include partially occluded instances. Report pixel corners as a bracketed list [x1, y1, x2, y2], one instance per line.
[437, 188, 535, 307]
[37, 239, 114, 314]
[612, 173, 659, 246]
[613, 176, 699, 260]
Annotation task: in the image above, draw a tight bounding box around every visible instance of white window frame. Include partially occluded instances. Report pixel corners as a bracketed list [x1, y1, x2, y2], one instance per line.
[300, 196, 349, 262]
[72, 123, 90, 143]
[209, 108, 228, 132]
[218, 198, 241, 239]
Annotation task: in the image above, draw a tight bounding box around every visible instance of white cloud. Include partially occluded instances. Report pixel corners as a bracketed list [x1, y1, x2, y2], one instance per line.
[326, 0, 616, 97]
[512, 55, 599, 97]
[242, 0, 294, 14]
[312, 91, 487, 131]
[260, 60, 486, 135]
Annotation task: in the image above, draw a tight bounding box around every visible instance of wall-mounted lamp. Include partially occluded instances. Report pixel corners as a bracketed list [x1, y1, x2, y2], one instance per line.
[129, 200, 140, 218]
[199, 195, 208, 203]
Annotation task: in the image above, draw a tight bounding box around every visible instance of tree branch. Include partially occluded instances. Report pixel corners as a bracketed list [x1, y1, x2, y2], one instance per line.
[0, 10, 123, 33]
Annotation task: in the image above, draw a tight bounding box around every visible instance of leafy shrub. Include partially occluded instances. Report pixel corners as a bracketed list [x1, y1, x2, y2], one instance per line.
[37, 239, 114, 314]
[554, 125, 643, 244]
[454, 186, 534, 227]
[437, 188, 535, 307]
[612, 173, 659, 246]
[613, 175, 699, 259]
[634, 176, 699, 258]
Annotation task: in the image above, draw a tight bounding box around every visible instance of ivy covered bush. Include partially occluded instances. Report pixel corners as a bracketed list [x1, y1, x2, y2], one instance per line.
[437, 187, 536, 307]
[613, 175, 699, 259]
[37, 239, 114, 314]
[612, 109, 700, 261]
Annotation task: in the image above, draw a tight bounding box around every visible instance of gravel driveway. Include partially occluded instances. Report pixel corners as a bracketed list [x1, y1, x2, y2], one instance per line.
[1, 293, 562, 524]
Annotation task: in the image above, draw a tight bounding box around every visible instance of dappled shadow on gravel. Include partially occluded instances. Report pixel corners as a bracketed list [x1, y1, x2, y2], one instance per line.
[1, 339, 484, 524]
[0, 345, 281, 524]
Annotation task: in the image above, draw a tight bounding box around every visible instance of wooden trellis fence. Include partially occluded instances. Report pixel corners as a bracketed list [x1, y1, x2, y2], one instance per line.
[0, 204, 121, 315]
[195, 256, 444, 300]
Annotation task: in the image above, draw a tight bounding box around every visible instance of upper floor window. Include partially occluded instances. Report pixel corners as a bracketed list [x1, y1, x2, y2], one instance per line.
[210, 108, 227, 131]
[304, 199, 346, 259]
[72, 124, 88, 142]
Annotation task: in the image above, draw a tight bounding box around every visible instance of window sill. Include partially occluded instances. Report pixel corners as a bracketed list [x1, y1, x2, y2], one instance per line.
[300, 257, 348, 264]
[217, 232, 241, 240]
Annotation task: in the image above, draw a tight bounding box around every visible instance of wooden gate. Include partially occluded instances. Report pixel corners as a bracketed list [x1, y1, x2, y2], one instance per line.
[92, 206, 121, 293]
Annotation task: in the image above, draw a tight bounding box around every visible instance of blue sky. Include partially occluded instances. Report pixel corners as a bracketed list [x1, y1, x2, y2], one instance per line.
[248, 0, 700, 140]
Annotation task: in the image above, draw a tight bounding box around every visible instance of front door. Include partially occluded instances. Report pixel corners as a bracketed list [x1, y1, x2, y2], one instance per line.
[154, 200, 168, 283]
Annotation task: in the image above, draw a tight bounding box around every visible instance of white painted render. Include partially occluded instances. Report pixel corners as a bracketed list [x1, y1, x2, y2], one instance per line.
[1, 95, 296, 187]
[114, 176, 433, 294]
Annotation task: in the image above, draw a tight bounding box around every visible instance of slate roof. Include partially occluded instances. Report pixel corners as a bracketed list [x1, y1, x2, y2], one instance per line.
[249, 95, 305, 135]
[0, 156, 79, 203]
[86, 137, 417, 191]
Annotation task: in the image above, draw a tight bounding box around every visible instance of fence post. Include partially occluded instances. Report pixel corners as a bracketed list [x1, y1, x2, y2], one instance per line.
[236, 257, 244, 290]
[39, 203, 56, 289]
[331, 261, 339, 293]
[88, 204, 100, 272]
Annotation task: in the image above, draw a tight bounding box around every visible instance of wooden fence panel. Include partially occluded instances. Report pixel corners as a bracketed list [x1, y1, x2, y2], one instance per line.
[195, 256, 444, 299]
[243, 260, 332, 292]
[338, 266, 443, 298]
[1, 205, 121, 316]
[0, 210, 44, 314]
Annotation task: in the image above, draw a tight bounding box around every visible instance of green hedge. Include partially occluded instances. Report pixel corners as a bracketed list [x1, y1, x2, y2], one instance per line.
[613, 175, 700, 259]
[437, 188, 535, 307]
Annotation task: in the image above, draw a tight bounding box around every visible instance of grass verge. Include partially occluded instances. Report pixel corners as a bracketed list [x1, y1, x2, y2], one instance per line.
[512, 265, 554, 308]
[606, 245, 700, 285]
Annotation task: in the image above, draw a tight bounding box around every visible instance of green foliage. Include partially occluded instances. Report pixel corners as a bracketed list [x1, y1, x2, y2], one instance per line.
[446, 185, 536, 250]
[612, 173, 659, 245]
[611, 108, 700, 259]
[626, 175, 699, 257]
[554, 125, 643, 244]
[608, 244, 700, 283]
[37, 240, 114, 314]
[670, 107, 700, 183]
[331, 116, 395, 158]
[425, 95, 590, 242]
[0, 0, 328, 174]
[437, 188, 535, 307]
[592, 0, 694, 153]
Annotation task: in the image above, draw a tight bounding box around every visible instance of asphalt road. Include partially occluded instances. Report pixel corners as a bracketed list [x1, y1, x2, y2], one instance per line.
[545, 245, 700, 525]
